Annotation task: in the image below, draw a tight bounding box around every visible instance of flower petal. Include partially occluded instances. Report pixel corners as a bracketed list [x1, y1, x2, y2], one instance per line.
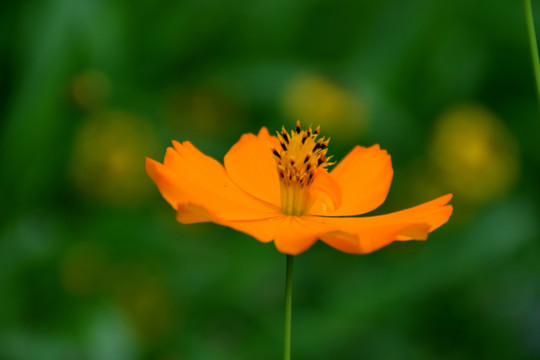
[326, 145, 393, 216]
[309, 169, 342, 214]
[224, 127, 281, 207]
[270, 209, 420, 255]
[221, 215, 286, 243]
[176, 202, 217, 224]
[318, 194, 453, 253]
[145, 140, 281, 222]
[169, 192, 451, 255]
[223, 193, 451, 255]
[319, 223, 425, 254]
[173, 200, 284, 242]
[273, 216, 326, 254]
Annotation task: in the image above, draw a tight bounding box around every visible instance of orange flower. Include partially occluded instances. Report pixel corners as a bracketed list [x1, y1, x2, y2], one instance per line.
[146, 122, 452, 255]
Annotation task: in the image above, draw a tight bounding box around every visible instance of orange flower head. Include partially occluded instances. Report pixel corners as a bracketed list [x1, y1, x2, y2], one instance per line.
[146, 123, 452, 255]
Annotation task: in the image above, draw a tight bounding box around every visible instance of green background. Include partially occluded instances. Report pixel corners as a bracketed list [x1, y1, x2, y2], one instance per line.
[1, 0, 540, 359]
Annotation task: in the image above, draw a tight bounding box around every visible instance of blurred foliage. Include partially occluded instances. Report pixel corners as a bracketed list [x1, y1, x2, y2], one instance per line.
[1, 0, 540, 359]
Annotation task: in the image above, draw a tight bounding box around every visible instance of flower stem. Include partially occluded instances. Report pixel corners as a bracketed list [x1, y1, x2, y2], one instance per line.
[524, 0, 540, 111]
[283, 254, 294, 360]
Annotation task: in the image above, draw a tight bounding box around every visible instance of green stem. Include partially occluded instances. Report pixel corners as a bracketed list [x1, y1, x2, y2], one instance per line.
[283, 255, 294, 360]
[524, 0, 540, 111]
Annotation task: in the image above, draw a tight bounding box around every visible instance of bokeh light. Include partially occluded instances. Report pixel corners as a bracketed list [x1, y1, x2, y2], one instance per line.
[430, 104, 520, 204]
[70, 111, 159, 206]
[281, 74, 367, 138]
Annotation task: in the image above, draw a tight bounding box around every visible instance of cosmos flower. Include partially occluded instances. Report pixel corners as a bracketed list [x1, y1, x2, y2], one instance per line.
[146, 122, 452, 255]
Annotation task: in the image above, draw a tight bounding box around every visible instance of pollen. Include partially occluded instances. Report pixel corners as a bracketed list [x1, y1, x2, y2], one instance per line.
[271, 121, 333, 215]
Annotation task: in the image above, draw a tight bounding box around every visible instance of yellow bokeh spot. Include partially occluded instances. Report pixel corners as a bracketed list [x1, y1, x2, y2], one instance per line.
[70, 111, 158, 206]
[430, 104, 519, 203]
[281, 74, 367, 138]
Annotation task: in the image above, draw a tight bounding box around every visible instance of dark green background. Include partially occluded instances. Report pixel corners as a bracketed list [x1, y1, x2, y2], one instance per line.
[1, 0, 540, 359]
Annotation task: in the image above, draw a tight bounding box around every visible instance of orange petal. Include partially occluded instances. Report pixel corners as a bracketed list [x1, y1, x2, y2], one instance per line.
[145, 141, 281, 222]
[226, 194, 451, 255]
[270, 212, 414, 255]
[369, 193, 453, 230]
[146, 157, 188, 210]
[224, 127, 281, 207]
[320, 228, 402, 254]
[176, 202, 217, 224]
[173, 200, 284, 242]
[309, 169, 342, 214]
[318, 194, 453, 253]
[324, 145, 393, 216]
[221, 214, 286, 243]
[273, 216, 326, 254]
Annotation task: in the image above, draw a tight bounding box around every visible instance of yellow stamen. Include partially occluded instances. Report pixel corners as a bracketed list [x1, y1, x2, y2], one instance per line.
[271, 121, 334, 215]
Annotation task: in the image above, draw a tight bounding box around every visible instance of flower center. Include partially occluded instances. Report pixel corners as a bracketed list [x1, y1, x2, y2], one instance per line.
[272, 121, 333, 216]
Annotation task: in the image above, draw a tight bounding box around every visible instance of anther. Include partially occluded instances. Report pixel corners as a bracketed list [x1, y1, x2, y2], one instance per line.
[301, 133, 308, 144]
[313, 138, 325, 152]
[280, 142, 287, 151]
[272, 149, 281, 159]
[281, 127, 289, 144]
[303, 155, 310, 163]
[314, 126, 320, 135]
[295, 121, 301, 133]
